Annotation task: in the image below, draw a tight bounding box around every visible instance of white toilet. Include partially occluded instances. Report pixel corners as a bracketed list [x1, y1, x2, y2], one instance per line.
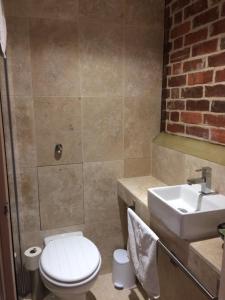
[39, 232, 101, 300]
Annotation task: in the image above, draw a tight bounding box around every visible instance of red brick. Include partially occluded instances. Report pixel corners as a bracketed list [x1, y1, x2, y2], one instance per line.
[188, 71, 213, 85]
[204, 114, 225, 127]
[205, 85, 225, 97]
[208, 52, 225, 67]
[186, 126, 209, 138]
[184, 0, 208, 19]
[174, 11, 183, 24]
[171, 21, 191, 39]
[171, 88, 180, 98]
[211, 128, 225, 143]
[162, 88, 170, 99]
[186, 100, 209, 111]
[181, 86, 203, 98]
[167, 122, 185, 133]
[222, 2, 225, 16]
[172, 63, 182, 75]
[166, 0, 173, 6]
[193, 7, 219, 28]
[170, 111, 180, 122]
[174, 37, 183, 50]
[211, 100, 225, 113]
[216, 69, 225, 82]
[181, 112, 202, 124]
[192, 39, 218, 57]
[172, 0, 190, 13]
[167, 100, 185, 110]
[169, 75, 186, 87]
[170, 48, 190, 62]
[220, 38, 225, 50]
[211, 18, 225, 36]
[184, 28, 208, 46]
[183, 58, 205, 72]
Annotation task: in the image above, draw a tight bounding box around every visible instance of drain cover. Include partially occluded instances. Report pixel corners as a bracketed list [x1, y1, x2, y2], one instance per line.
[178, 208, 188, 213]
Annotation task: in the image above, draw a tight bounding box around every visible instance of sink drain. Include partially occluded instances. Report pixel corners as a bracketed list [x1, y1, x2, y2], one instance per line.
[178, 208, 188, 213]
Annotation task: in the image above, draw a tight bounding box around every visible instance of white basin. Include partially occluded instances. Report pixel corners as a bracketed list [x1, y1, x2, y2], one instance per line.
[148, 184, 225, 240]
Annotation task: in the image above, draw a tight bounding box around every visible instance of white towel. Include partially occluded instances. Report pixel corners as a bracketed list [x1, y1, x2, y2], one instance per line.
[0, 0, 6, 57]
[127, 208, 160, 299]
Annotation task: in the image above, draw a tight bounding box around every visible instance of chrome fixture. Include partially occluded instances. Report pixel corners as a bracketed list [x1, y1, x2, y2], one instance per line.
[54, 144, 63, 160]
[187, 167, 213, 195]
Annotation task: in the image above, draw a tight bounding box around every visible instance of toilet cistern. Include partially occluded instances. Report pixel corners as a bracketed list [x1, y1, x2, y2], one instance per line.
[187, 166, 214, 195]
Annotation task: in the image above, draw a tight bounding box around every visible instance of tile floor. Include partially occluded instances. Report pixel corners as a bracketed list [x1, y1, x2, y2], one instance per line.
[43, 273, 148, 300]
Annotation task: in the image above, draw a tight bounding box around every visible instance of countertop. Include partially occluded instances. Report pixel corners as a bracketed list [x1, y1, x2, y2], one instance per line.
[117, 175, 223, 295]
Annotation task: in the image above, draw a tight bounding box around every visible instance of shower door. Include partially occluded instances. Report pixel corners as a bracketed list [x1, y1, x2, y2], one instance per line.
[0, 97, 17, 300]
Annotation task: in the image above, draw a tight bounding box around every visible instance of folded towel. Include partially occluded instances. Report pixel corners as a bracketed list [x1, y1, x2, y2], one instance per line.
[0, 0, 6, 57]
[127, 208, 160, 299]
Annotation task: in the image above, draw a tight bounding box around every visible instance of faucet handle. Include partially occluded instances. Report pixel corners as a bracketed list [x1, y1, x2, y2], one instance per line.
[195, 168, 203, 172]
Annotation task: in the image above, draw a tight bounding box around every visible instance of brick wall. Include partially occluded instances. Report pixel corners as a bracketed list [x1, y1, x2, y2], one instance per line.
[162, 0, 225, 145]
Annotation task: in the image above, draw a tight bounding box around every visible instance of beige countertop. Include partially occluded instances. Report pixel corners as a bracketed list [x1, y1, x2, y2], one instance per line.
[117, 175, 223, 294]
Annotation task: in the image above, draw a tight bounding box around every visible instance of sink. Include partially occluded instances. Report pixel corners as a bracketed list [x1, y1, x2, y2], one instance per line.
[148, 184, 225, 240]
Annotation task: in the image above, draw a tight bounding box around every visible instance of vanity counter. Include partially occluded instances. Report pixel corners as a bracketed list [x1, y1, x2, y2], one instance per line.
[117, 175, 223, 296]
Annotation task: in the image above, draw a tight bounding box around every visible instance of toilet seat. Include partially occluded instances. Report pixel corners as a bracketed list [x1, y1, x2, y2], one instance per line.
[40, 235, 101, 286]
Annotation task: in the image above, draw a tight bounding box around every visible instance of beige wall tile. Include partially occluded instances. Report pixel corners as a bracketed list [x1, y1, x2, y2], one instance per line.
[38, 164, 84, 230]
[124, 96, 158, 159]
[125, 26, 163, 97]
[84, 220, 124, 273]
[124, 158, 151, 178]
[152, 144, 186, 185]
[29, 0, 78, 20]
[79, 0, 125, 23]
[14, 96, 37, 167]
[4, 0, 29, 17]
[30, 18, 80, 97]
[84, 161, 124, 224]
[125, 0, 164, 27]
[79, 19, 123, 97]
[6, 17, 32, 97]
[34, 97, 82, 166]
[82, 97, 123, 162]
[17, 168, 40, 233]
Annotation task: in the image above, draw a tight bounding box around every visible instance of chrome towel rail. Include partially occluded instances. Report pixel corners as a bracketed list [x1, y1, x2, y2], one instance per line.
[158, 240, 218, 300]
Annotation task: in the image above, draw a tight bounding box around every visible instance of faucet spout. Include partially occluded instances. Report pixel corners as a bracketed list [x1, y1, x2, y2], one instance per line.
[187, 177, 205, 185]
[187, 167, 213, 195]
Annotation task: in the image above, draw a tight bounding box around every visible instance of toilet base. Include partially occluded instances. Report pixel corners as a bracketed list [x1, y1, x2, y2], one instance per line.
[56, 293, 86, 300]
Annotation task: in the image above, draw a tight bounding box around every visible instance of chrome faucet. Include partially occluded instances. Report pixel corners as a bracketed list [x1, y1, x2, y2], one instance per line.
[187, 167, 213, 195]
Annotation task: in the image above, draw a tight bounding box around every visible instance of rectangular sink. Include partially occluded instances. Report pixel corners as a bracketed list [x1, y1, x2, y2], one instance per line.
[148, 184, 225, 240]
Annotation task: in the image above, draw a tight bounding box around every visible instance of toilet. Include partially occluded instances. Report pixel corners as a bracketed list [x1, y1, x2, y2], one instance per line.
[39, 232, 101, 300]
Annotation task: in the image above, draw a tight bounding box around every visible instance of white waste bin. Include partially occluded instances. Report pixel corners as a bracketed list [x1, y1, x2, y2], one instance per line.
[112, 249, 136, 289]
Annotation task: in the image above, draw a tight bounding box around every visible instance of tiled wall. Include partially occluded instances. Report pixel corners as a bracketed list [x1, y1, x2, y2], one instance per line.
[4, 0, 164, 272]
[152, 142, 225, 195]
[162, 0, 225, 145]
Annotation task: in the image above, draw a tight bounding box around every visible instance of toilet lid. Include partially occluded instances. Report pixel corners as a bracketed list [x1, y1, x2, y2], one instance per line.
[40, 236, 100, 283]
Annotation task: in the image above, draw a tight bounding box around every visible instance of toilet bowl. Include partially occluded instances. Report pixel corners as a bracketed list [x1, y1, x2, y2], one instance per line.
[39, 232, 101, 300]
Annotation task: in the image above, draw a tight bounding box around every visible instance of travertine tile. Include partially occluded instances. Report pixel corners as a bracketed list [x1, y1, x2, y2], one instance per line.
[17, 168, 40, 233]
[84, 220, 124, 273]
[3, 0, 29, 17]
[125, 26, 163, 97]
[38, 164, 84, 230]
[14, 96, 37, 167]
[124, 96, 158, 158]
[6, 17, 32, 96]
[82, 97, 123, 162]
[84, 161, 124, 224]
[79, 0, 125, 23]
[29, 0, 78, 20]
[34, 97, 82, 166]
[125, 0, 164, 27]
[152, 144, 186, 185]
[79, 19, 123, 97]
[124, 158, 151, 178]
[30, 18, 80, 97]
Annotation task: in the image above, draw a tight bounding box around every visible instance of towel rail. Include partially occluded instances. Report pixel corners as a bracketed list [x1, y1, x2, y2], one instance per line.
[158, 240, 218, 300]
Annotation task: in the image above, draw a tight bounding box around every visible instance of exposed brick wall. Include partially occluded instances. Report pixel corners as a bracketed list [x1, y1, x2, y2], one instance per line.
[162, 0, 225, 145]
